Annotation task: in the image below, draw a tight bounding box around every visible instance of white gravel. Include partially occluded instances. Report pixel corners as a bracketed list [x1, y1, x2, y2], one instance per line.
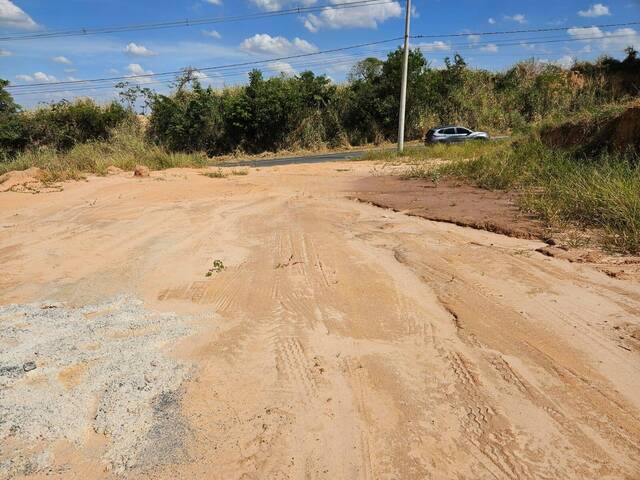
[0, 296, 193, 477]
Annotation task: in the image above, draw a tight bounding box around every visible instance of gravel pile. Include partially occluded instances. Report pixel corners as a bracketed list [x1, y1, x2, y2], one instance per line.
[0, 296, 193, 477]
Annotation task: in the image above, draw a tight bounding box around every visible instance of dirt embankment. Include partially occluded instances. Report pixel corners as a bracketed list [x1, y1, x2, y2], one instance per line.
[542, 103, 640, 154]
[354, 176, 545, 240]
[354, 175, 640, 281]
[0, 167, 62, 194]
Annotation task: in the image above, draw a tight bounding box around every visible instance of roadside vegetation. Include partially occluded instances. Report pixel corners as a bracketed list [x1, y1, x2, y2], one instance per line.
[396, 107, 640, 253]
[0, 120, 207, 182]
[2, 46, 638, 162]
[364, 139, 510, 164]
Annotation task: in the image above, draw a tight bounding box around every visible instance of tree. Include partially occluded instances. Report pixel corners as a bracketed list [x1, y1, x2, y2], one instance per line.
[624, 46, 638, 64]
[348, 57, 384, 83]
[116, 82, 154, 113]
[0, 79, 18, 115]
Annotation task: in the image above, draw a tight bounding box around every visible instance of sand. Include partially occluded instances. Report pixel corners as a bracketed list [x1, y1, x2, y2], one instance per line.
[0, 162, 639, 479]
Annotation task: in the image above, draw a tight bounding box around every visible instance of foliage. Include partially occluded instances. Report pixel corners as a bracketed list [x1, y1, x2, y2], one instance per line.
[0, 79, 18, 115]
[410, 136, 640, 253]
[148, 70, 339, 154]
[147, 45, 637, 155]
[0, 95, 131, 161]
[0, 119, 207, 181]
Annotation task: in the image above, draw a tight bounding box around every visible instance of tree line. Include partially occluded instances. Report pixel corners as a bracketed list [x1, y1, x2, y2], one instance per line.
[1, 46, 638, 161]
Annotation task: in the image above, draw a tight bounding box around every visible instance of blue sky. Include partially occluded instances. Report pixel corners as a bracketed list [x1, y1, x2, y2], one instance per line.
[1, 0, 639, 106]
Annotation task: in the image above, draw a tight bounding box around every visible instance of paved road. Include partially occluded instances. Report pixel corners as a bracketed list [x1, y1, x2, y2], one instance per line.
[221, 137, 510, 169]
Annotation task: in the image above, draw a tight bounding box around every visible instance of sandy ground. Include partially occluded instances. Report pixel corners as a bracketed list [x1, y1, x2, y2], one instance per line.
[354, 175, 640, 281]
[1, 161, 640, 479]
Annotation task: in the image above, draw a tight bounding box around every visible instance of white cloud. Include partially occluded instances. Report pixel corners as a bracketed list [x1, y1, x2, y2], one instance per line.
[240, 34, 318, 56]
[124, 42, 157, 57]
[189, 70, 217, 86]
[250, 0, 315, 12]
[268, 61, 296, 75]
[467, 34, 481, 44]
[488, 17, 496, 25]
[34, 72, 57, 82]
[51, 55, 72, 65]
[17, 72, 57, 82]
[0, 48, 11, 56]
[504, 14, 527, 24]
[578, 3, 611, 17]
[64, 68, 76, 73]
[555, 55, 575, 68]
[0, 0, 37, 30]
[191, 70, 209, 80]
[417, 41, 451, 52]
[204, 0, 222, 4]
[480, 43, 499, 53]
[303, 1, 402, 32]
[567, 26, 640, 53]
[202, 29, 221, 39]
[126, 63, 154, 83]
[567, 26, 604, 40]
[539, 55, 575, 69]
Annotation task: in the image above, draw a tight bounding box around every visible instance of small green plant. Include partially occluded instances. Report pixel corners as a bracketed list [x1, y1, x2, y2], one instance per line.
[205, 259, 225, 277]
[230, 169, 249, 176]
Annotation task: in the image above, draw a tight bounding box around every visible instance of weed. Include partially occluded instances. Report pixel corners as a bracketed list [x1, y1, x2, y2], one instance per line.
[203, 169, 227, 179]
[205, 259, 225, 277]
[275, 254, 303, 269]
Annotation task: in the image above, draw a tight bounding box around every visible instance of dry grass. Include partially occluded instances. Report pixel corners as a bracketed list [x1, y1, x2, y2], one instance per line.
[413, 137, 640, 254]
[0, 121, 208, 182]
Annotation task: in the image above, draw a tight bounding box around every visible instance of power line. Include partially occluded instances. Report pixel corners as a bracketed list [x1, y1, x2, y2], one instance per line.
[6, 47, 609, 98]
[9, 28, 638, 92]
[414, 21, 640, 40]
[9, 46, 401, 96]
[6, 37, 403, 90]
[415, 31, 640, 51]
[2, 11, 637, 44]
[8, 20, 640, 98]
[0, 0, 395, 42]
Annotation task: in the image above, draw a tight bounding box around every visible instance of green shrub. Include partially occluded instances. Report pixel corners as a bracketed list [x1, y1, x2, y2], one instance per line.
[0, 120, 208, 181]
[0, 95, 132, 160]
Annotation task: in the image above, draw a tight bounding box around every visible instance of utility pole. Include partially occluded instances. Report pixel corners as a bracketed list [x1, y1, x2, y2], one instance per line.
[397, 0, 412, 153]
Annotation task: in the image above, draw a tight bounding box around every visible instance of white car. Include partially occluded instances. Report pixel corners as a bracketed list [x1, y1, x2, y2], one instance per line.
[425, 126, 490, 144]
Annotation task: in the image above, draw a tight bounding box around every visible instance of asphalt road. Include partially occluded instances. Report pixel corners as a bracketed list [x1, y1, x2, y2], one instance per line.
[221, 137, 510, 169]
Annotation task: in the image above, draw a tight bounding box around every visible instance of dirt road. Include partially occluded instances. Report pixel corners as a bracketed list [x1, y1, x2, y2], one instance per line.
[1, 162, 639, 479]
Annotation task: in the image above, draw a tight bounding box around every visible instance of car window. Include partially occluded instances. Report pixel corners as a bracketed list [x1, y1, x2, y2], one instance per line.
[456, 128, 471, 135]
[443, 128, 456, 135]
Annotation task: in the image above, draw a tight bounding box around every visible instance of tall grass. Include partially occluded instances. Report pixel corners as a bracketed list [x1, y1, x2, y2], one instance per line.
[0, 120, 208, 182]
[362, 140, 510, 164]
[409, 138, 640, 253]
